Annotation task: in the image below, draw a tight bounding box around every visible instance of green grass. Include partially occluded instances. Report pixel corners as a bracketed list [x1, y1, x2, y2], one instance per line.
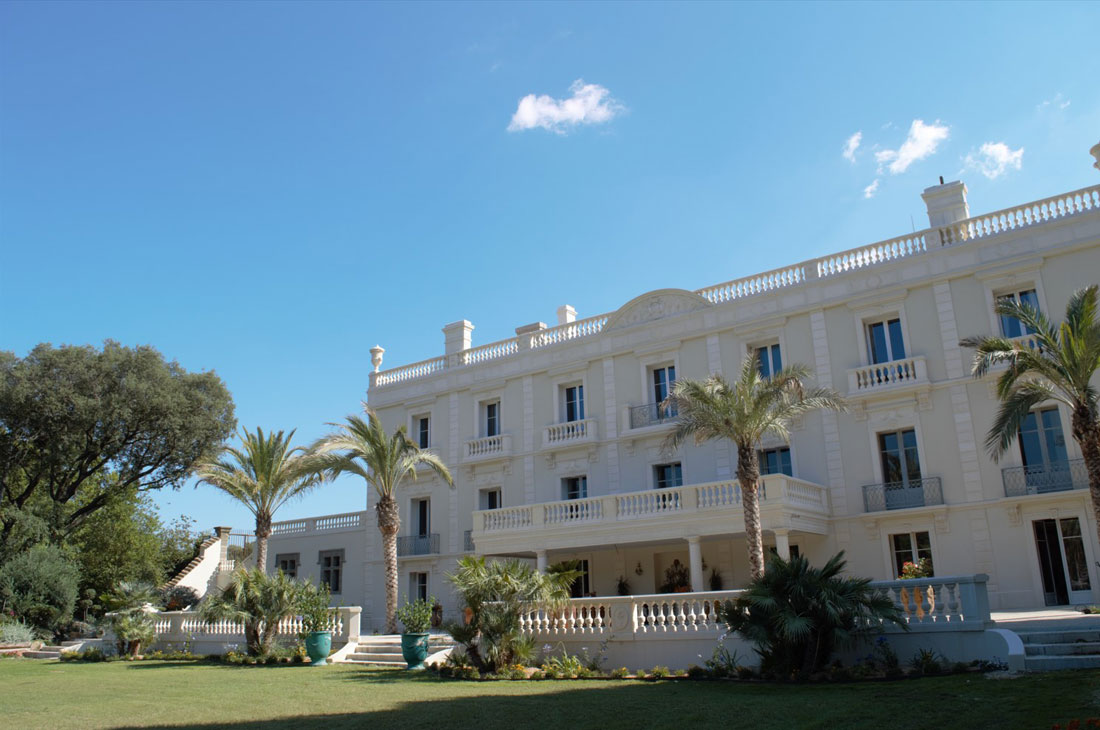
[1, 659, 1098, 729]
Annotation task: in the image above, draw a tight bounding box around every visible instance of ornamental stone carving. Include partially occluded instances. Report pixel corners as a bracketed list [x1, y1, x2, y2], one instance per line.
[602, 289, 712, 332]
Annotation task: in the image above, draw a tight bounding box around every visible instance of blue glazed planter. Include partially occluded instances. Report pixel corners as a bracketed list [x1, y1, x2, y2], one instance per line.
[401, 632, 430, 670]
[305, 631, 332, 666]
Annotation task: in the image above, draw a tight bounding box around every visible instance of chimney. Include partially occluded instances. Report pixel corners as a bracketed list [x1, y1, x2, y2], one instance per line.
[442, 320, 474, 355]
[556, 305, 577, 326]
[921, 180, 969, 228]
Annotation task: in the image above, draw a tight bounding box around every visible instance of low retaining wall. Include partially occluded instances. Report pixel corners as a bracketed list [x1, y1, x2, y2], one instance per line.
[144, 607, 361, 655]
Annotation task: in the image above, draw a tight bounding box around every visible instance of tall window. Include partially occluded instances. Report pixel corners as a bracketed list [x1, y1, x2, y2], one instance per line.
[652, 365, 676, 403]
[479, 488, 501, 510]
[562, 476, 587, 500]
[755, 344, 782, 379]
[410, 572, 428, 602]
[569, 559, 591, 598]
[866, 318, 906, 364]
[275, 553, 299, 578]
[758, 447, 793, 476]
[415, 415, 430, 449]
[564, 385, 585, 422]
[998, 289, 1040, 338]
[484, 401, 500, 437]
[413, 498, 430, 537]
[879, 429, 921, 486]
[890, 531, 933, 578]
[1019, 407, 1068, 469]
[653, 462, 683, 489]
[319, 550, 343, 594]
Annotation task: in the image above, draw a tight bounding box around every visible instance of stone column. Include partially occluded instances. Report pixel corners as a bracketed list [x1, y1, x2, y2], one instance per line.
[773, 530, 791, 561]
[536, 550, 548, 573]
[215, 526, 232, 565]
[687, 537, 703, 592]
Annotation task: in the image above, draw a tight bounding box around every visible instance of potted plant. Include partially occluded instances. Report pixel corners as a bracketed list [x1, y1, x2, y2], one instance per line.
[395, 595, 434, 670]
[299, 583, 333, 666]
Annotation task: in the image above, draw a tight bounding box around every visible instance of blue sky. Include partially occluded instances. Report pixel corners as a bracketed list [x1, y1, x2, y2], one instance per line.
[2, 1, 1098, 533]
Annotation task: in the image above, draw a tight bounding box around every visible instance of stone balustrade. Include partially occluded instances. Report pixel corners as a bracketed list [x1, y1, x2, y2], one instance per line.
[542, 418, 597, 448]
[464, 433, 512, 461]
[847, 356, 928, 395]
[271, 511, 367, 536]
[939, 185, 1100, 245]
[149, 606, 362, 653]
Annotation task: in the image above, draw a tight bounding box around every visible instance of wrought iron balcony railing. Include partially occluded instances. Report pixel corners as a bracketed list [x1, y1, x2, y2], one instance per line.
[862, 476, 943, 512]
[463, 529, 475, 553]
[397, 533, 439, 557]
[1001, 458, 1088, 497]
[629, 402, 678, 430]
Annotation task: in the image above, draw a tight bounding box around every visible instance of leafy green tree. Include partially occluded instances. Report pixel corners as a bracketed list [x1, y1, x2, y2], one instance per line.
[312, 407, 453, 634]
[0, 544, 80, 634]
[69, 487, 165, 602]
[664, 357, 845, 580]
[194, 428, 330, 572]
[718, 552, 904, 677]
[200, 569, 303, 656]
[446, 556, 578, 673]
[159, 515, 211, 580]
[0, 342, 235, 554]
[960, 285, 1100, 545]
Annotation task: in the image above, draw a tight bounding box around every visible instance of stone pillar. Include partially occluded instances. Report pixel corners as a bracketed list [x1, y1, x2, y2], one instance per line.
[687, 537, 703, 592]
[215, 526, 232, 565]
[774, 530, 791, 561]
[556, 305, 576, 326]
[442, 320, 474, 359]
[921, 180, 970, 228]
[536, 550, 548, 573]
[515, 322, 546, 351]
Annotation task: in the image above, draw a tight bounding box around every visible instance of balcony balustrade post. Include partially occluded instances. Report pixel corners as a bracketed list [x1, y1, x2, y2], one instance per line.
[773, 529, 791, 560]
[681, 485, 699, 512]
[536, 550, 548, 574]
[601, 495, 618, 521]
[531, 506, 545, 527]
[687, 536, 704, 592]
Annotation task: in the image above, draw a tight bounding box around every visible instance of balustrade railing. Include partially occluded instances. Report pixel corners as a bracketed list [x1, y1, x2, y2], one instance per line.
[397, 533, 440, 557]
[463, 529, 475, 553]
[272, 511, 367, 536]
[628, 402, 678, 429]
[481, 505, 532, 531]
[542, 418, 595, 447]
[938, 185, 1100, 245]
[148, 606, 361, 648]
[545, 498, 602, 524]
[465, 433, 511, 460]
[847, 356, 927, 394]
[862, 476, 943, 512]
[1002, 458, 1088, 497]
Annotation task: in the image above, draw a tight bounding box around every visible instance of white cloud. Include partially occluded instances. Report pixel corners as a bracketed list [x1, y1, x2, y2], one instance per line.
[1037, 92, 1071, 111]
[842, 131, 862, 163]
[964, 142, 1024, 179]
[863, 179, 880, 199]
[875, 119, 950, 175]
[507, 79, 623, 133]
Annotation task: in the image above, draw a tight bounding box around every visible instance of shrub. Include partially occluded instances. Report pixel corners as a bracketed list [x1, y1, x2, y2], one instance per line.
[0, 620, 36, 645]
[0, 545, 80, 634]
[61, 646, 109, 662]
[529, 669, 545, 680]
[506, 667, 526, 680]
[395, 594, 434, 634]
[457, 665, 480, 680]
[735, 665, 757, 680]
[111, 611, 156, 657]
[298, 582, 333, 634]
[649, 665, 671, 679]
[610, 666, 630, 679]
[159, 586, 200, 612]
[899, 558, 934, 580]
[200, 569, 303, 656]
[541, 646, 583, 678]
[719, 552, 905, 678]
[704, 637, 740, 677]
[910, 648, 945, 676]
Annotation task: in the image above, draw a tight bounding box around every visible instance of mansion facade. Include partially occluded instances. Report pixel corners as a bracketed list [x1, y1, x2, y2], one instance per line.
[267, 161, 1100, 631]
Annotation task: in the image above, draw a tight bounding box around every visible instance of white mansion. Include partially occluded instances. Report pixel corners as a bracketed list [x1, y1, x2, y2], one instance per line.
[267, 159, 1100, 632]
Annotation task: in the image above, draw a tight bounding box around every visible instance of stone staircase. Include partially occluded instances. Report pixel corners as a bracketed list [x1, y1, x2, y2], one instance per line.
[1020, 629, 1100, 670]
[21, 639, 91, 659]
[344, 634, 454, 666]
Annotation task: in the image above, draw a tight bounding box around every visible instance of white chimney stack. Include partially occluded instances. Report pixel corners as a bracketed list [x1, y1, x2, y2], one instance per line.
[442, 320, 474, 355]
[556, 305, 576, 326]
[921, 179, 970, 228]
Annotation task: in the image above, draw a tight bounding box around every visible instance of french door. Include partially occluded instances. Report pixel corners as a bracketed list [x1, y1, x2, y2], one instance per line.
[1033, 517, 1092, 605]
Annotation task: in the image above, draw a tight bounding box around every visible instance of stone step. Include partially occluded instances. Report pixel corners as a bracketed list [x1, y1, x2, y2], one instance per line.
[1024, 642, 1100, 657]
[351, 651, 404, 660]
[1024, 654, 1100, 671]
[1018, 630, 1100, 645]
[22, 651, 61, 659]
[345, 658, 407, 666]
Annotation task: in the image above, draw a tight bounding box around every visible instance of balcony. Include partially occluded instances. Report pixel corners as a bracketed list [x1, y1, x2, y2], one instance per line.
[628, 403, 678, 430]
[862, 477, 944, 512]
[464, 433, 512, 463]
[541, 418, 597, 450]
[1002, 459, 1088, 497]
[847, 356, 929, 397]
[397, 533, 439, 557]
[472, 474, 830, 555]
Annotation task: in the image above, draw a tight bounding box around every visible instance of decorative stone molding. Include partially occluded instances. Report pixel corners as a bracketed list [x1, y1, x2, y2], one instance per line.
[602, 289, 711, 332]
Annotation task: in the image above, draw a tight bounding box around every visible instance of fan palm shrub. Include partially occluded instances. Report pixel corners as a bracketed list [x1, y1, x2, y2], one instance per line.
[103, 580, 159, 656]
[200, 568, 302, 656]
[312, 407, 453, 634]
[960, 285, 1100, 544]
[446, 556, 577, 673]
[718, 552, 904, 678]
[664, 356, 846, 579]
[194, 427, 330, 572]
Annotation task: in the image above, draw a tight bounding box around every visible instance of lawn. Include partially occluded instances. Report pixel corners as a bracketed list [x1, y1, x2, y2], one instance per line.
[1, 659, 1097, 730]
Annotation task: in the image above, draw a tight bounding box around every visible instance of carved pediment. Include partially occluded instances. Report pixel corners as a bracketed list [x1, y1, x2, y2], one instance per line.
[603, 289, 711, 332]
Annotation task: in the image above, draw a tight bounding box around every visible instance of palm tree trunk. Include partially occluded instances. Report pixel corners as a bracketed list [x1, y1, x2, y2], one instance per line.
[255, 513, 272, 574]
[376, 494, 401, 634]
[737, 444, 766, 580]
[1071, 406, 1100, 547]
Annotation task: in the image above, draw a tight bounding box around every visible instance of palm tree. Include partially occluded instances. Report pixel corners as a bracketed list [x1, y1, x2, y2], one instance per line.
[194, 427, 328, 572]
[312, 406, 453, 634]
[664, 356, 846, 580]
[960, 284, 1100, 544]
[200, 568, 304, 656]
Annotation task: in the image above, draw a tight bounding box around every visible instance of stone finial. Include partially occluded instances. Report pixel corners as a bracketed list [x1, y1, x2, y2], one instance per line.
[921, 180, 969, 228]
[369, 345, 385, 373]
[1091, 140, 1100, 172]
[556, 304, 577, 326]
[442, 320, 474, 355]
